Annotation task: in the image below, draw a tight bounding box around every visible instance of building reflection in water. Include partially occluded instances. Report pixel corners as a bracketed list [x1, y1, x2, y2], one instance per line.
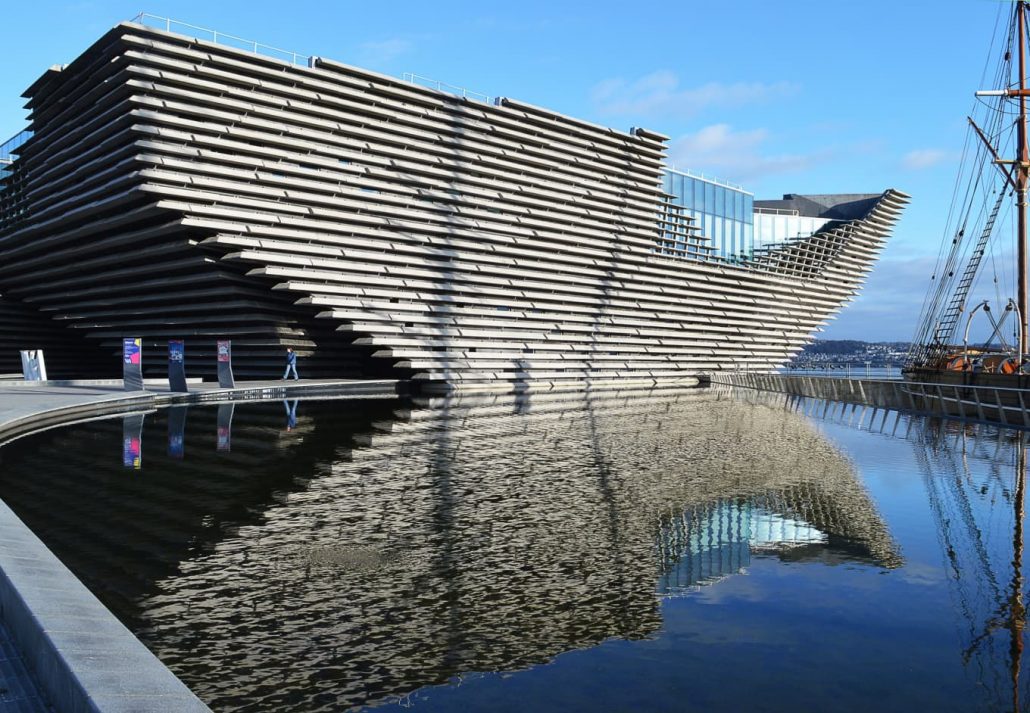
[216, 402, 234, 452]
[779, 390, 1030, 712]
[0, 388, 899, 710]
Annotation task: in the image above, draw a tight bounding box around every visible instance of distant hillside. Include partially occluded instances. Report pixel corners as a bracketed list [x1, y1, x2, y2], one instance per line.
[803, 340, 866, 355]
[800, 340, 910, 355]
[788, 340, 911, 367]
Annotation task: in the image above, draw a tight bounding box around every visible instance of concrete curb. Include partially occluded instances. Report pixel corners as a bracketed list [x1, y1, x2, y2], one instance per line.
[0, 500, 210, 712]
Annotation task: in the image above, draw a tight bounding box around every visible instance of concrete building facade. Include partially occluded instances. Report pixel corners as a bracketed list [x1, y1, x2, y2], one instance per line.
[0, 19, 908, 390]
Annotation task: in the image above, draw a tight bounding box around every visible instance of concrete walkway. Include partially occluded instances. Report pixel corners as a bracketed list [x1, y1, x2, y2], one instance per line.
[0, 378, 402, 446]
[0, 377, 404, 711]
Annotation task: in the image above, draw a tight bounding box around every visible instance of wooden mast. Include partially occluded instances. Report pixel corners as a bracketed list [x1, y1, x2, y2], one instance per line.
[970, 3, 1030, 360]
[1019, 0, 1029, 358]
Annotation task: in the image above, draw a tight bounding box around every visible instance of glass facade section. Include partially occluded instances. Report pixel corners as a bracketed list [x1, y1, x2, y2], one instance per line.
[753, 212, 833, 249]
[663, 169, 754, 259]
[0, 130, 31, 163]
[0, 130, 31, 194]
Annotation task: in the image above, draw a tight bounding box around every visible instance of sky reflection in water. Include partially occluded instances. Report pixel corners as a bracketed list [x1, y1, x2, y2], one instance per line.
[0, 387, 1025, 712]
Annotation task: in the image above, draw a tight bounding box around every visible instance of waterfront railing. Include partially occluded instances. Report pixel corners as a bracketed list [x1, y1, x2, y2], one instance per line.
[713, 372, 1030, 429]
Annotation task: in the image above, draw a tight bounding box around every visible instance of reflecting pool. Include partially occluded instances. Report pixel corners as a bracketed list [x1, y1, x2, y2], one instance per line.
[0, 387, 1027, 711]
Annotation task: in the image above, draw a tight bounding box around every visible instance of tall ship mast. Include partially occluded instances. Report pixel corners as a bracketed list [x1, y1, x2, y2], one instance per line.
[907, 0, 1030, 385]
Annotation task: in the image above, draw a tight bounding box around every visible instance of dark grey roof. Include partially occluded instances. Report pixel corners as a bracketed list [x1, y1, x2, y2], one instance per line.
[755, 193, 882, 220]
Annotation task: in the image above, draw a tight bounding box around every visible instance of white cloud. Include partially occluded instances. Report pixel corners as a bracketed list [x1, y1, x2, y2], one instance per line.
[666, 124, 822, 182]
[591, 71, 798, 118]
[823, 256, 941, 341]
[356, 38, 412, 67]
[901, 149, 953, 171]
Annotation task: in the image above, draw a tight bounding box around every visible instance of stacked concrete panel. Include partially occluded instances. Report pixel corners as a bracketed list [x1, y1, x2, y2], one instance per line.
[0, 22, 908, 389]
[0, 293, 115, 377]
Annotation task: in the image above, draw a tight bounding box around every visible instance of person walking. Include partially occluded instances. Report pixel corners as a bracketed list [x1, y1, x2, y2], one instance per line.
[283, 346, 299, 380]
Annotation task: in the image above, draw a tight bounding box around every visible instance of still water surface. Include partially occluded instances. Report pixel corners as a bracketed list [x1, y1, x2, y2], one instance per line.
[0, 387, 1026, 711]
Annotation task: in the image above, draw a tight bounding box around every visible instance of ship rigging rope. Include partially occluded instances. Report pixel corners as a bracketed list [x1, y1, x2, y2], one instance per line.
[909, 4, 1021, 362]
[912, 77, 1011, 349]
[911, 132, 991, 350]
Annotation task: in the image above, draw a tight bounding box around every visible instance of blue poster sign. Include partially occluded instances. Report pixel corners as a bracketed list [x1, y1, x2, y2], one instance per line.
[168, 339, 188, 393]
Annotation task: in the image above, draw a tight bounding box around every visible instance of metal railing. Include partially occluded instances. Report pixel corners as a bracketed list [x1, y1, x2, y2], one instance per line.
[129, 13, 311, 66]
[753, 207, 800, 216]
[713, 372, 1030, 429]
[401, 73, 492, 104]
[664, 166, 750, 194]
[127, 14, 499, 105]
[784, 363, 900, 379]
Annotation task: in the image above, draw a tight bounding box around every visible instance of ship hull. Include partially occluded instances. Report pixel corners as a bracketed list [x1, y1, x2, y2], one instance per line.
[903, 368, 1030, 390]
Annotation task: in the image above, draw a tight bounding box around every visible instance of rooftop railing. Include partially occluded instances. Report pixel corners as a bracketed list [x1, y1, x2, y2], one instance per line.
[128, 13, 496, 105]
[753, 207, 800, 216]
[129, 13, 311, 66]
[401, 73, 492, 104]
[664, 166, 750, 194]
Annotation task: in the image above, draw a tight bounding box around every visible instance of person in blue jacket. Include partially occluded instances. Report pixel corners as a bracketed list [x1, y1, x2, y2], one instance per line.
[283, 346, 299, 380]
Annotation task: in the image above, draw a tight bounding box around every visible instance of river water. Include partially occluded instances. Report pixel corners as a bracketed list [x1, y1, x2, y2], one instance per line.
[0, 386, 1026, 712]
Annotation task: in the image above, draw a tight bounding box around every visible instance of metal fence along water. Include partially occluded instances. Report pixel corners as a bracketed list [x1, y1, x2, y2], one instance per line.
[714, 372, 1030, 428]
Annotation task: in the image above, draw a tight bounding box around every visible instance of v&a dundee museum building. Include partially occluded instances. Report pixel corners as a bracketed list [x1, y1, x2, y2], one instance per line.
[18, 15, 1030, 713]
[0, 16, 907, 390]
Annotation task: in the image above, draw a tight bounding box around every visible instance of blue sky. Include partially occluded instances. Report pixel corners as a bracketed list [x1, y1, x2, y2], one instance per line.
[0, 1, 1014, 341]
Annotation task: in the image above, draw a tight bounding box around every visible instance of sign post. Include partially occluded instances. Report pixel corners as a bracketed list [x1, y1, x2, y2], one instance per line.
[168, 339, 188, 393]
[19, 349, 47, 381]
[216, 339, 235, 388]
[123, 338, 143, 391]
